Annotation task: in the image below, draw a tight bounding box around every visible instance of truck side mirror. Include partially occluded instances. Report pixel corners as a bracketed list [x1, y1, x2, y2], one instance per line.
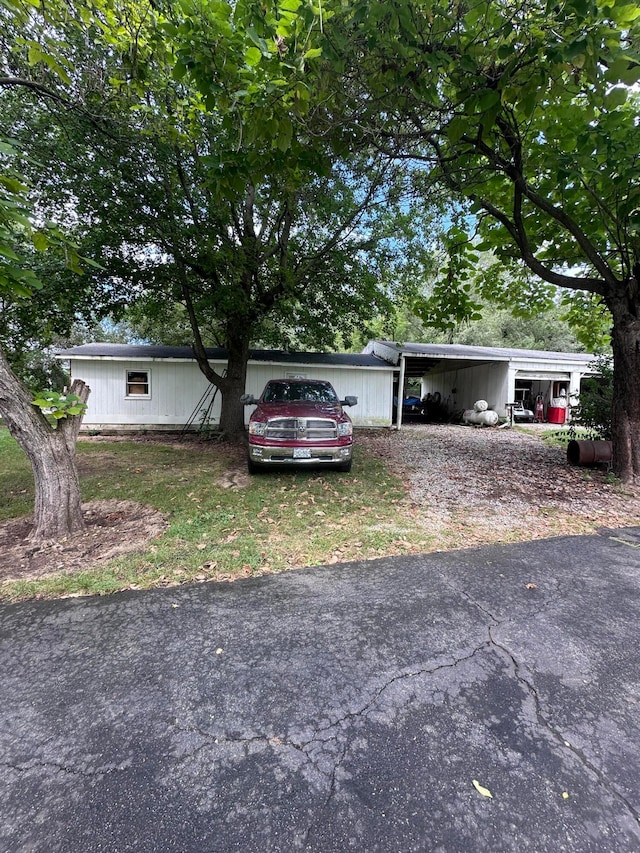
[240, 394, 257, 405]
[341, 396, 358, 407]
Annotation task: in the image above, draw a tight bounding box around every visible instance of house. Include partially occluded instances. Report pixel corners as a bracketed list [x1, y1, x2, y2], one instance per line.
[56, 340, 598, 433]
[364, 340, 597, 426]
[56, 344, 395, 431]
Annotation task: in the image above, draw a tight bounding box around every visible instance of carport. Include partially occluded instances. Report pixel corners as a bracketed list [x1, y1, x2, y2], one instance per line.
[363, 340, 596, 427]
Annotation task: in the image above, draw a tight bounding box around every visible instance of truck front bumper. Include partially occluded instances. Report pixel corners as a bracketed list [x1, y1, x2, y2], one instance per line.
[248, 443, 352, 465]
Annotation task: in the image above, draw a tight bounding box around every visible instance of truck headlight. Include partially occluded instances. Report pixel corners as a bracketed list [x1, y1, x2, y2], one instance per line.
[338, 422, 352, 437]
[249, 421, 266, 436]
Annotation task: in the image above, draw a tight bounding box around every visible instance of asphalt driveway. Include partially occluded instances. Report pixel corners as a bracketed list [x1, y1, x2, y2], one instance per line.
[2, 528, 640, 852]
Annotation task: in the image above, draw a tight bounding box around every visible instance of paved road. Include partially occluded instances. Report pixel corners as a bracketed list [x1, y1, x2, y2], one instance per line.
[2, 528, 640, 852]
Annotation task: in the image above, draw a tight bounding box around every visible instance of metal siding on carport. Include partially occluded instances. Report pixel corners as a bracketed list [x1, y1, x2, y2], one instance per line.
[515, 371, 571, 381]
[421, 362, 509, 415]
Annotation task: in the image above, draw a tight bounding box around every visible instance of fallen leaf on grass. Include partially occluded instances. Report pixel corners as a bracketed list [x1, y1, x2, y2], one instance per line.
[472, 779, 493, 799]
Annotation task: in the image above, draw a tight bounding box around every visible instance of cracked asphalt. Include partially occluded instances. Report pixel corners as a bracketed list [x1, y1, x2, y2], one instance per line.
[2, 527, 640, 852]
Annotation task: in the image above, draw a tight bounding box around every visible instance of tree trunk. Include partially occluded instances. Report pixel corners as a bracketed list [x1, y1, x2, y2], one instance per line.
[218, 331, 250, 441]
[188, 325, 251, 442]
[608, 283, 640, 486]
[0, 348, 90, 541]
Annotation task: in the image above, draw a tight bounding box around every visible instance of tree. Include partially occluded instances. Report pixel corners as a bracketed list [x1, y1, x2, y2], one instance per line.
[4, 0, 430, 440]
[314, 0, 640, 483]
[0, 144, 91, 540]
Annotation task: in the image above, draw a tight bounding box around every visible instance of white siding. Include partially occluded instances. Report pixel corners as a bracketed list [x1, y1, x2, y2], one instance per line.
[70, 359, 223, 429]
[70, 357, 393, 430]
[420, 362, 509, 416]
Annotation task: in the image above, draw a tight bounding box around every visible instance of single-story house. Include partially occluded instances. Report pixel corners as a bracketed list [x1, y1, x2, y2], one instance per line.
[56, 340, 598, 433]
[364, 340, 597, 426]
[56, 344, 395, 431]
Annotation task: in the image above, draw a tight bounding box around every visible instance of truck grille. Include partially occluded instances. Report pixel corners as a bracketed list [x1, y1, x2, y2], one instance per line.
[265, 417, 338, 440]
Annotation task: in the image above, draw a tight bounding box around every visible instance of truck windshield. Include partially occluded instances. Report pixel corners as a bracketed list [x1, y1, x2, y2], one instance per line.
[263, 382, 338, 403]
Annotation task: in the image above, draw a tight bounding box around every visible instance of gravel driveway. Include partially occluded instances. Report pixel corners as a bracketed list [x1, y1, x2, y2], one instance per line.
[360, 424, 640, 551]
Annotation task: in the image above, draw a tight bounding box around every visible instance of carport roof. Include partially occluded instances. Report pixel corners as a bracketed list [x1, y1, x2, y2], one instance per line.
[56, 343, 391, 369]
[366, 340, 596, 377]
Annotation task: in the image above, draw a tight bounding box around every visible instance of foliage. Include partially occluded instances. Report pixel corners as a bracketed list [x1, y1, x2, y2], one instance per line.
[1, 0, 435, 437]
[313, 0, 639, 290]
[560, 291, 612, 353]
[10, 349, 68, 392]
[308, 0, 639, 480]
[0, 144, 43, 299]
[31, 389, 88, 424]
[570, 355, 614, 440]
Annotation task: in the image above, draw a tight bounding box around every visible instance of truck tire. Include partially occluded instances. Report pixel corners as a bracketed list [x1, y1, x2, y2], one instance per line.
[247, 457, 262, 475]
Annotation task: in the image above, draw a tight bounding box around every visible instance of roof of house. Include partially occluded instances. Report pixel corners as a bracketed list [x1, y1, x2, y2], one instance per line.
[56, 343, 391, 369]
[369, 340, 596, 364]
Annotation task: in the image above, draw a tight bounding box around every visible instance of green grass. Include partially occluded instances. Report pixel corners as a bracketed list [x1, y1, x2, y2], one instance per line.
[0, 430, 429, 602]
[539, 427, 588, 448]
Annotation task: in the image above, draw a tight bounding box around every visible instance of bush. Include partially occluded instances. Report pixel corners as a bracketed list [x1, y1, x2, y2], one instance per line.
[570, 355, 613, 440]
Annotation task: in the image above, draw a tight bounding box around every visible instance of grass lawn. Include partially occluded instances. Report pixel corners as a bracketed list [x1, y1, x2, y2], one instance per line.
[0, 429, 431, 602]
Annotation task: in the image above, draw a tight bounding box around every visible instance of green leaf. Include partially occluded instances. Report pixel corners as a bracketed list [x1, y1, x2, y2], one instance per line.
[478, 89, 500, 112]
[604, 86, 627, 109]
[0, 175, 29, 193]
[276, 118, 293, 151]
[447, 116, 467, 143]
[0, 244, 21, 261]
[245, 46, 262, 67]
[32, 232, 49, 251]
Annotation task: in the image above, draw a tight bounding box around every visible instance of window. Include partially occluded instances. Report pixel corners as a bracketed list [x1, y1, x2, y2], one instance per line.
[262, 380, 338, 404]
[126, 370, 150, 398]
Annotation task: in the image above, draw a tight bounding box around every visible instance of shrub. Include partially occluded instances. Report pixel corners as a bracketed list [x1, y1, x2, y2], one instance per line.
[570, 355, 613, 440]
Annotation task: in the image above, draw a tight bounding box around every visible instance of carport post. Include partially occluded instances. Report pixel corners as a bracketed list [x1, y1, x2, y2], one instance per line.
[397, 353, 406, 430]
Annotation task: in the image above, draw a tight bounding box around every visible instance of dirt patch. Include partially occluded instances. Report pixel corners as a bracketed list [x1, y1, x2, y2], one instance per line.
[359, 424, 640, 549]
[0, 500, 168, 583]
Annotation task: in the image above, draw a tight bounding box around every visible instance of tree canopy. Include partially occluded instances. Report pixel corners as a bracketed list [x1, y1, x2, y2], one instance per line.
[303, 0, 639, 480]
[2, 0, 436, 436]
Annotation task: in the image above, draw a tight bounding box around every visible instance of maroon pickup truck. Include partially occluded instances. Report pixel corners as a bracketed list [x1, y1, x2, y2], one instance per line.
[241, 379, 358, 474]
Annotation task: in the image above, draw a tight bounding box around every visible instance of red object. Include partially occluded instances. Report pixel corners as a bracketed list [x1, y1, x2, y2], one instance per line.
[246, 379, 354, 470]
[547, 406, 566, 424]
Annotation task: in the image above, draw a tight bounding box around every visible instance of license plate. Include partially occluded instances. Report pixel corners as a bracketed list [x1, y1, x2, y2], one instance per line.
[293, 447, 312, 459]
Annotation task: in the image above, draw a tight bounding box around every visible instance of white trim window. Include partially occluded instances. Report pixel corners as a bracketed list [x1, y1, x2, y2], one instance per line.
[125, 369, 151, 398]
